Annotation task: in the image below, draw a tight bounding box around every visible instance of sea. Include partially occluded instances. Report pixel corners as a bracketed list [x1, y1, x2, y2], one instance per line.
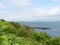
[19, 21, 60, 37]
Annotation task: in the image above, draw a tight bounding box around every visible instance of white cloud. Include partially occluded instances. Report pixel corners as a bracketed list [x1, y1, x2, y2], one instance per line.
[18, 6, 60, 21]
[5, 0, 32, 7]
[0, 0, 60, 21]
[48, 7, 60, 15]
[0, 0, 32, 9]
[19, 6, 60, 19]
[0, 6, 60, 21]
[0, 3, 5, 8]
[52, 0, 60, 2]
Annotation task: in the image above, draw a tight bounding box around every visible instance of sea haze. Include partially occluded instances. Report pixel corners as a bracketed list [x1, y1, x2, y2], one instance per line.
[18, 21, 60, 37]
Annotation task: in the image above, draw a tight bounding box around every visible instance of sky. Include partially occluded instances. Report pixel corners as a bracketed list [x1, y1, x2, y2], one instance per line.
[0, 0, 60, 21]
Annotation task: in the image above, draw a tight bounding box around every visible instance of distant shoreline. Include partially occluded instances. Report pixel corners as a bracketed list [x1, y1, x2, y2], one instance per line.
[31, 27, 51, 30]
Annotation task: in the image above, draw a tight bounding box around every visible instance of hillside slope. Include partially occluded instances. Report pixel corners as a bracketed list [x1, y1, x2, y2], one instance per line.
[0, 19, 60, 45]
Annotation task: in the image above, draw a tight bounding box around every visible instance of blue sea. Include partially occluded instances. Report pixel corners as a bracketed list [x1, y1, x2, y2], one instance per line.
[19, 21, 60, 37]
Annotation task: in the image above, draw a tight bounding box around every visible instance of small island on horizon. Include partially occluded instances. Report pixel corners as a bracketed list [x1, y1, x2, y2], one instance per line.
[30, 27, 51, 30]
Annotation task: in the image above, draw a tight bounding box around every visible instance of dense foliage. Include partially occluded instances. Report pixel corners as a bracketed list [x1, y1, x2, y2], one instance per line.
[0, 19, 60, 45]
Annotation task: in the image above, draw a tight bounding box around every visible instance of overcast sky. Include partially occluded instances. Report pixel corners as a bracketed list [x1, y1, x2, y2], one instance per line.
[0, 0, 60, 21]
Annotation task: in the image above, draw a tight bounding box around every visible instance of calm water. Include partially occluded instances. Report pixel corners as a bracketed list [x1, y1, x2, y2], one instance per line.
[19, 21, 60, 37]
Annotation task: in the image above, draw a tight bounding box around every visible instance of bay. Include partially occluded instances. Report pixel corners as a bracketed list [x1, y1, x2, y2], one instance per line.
[19, 21, 60, 37]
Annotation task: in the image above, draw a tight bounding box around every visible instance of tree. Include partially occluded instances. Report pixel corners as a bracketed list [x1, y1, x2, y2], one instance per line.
[0, 19, 6, 22]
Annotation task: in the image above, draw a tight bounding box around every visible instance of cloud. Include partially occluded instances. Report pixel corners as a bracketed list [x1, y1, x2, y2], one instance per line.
[0, 0, 33, 9]
[11, 0, 31, 7]
[0, 0, 60, 21]
[0, 3, 6, 8]
[0, 6, 60, 21]
[22, 6, 60, 17]
[3, 0, 32, 7]
[48, 7, 60, 15]
[52, 0, 60, 2]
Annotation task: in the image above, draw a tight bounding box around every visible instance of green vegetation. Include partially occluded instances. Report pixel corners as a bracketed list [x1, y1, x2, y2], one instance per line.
[0, 19, 60, 45]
